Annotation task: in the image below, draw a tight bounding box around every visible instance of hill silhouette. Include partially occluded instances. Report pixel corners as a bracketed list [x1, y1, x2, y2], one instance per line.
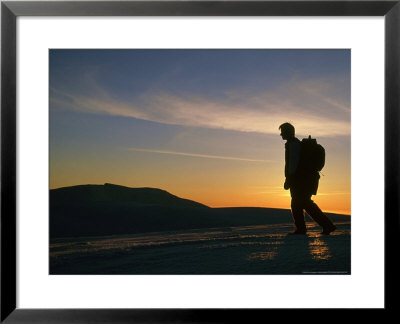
[51, 183, 208, 208]
[50, 183, 350, 238]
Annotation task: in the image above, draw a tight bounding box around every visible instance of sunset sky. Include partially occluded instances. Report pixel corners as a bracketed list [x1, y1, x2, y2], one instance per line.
[50, 49, 351, 215]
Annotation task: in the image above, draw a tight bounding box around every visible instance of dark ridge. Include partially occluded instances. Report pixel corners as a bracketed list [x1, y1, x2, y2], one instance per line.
[50, 183, 208, 208]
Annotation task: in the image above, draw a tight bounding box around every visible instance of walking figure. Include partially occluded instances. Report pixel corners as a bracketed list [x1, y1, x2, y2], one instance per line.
[279, 122, 336, 235]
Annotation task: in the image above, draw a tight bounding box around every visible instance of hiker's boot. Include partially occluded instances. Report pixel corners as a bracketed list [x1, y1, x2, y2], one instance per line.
[322, 224, 337, 235]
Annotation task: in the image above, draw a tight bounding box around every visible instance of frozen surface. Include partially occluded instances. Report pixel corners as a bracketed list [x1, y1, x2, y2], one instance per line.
[50, 221, 350, 275]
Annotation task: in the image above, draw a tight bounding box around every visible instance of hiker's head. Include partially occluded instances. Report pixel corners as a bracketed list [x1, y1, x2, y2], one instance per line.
[279, 122, 295, 140]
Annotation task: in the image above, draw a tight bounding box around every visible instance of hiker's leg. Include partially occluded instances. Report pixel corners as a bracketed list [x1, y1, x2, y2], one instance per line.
[290, 194, 307, 232]
[304, 199, 335, 229]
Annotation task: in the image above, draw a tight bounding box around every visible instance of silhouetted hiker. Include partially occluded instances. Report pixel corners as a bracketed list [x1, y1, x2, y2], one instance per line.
[279, 122, 336, 235]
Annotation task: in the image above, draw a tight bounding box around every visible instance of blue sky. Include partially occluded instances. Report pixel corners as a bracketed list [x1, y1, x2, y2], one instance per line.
[50, 49, 351, 213]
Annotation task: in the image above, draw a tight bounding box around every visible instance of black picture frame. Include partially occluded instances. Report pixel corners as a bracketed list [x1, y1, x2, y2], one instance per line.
[1, 0, 399, 322]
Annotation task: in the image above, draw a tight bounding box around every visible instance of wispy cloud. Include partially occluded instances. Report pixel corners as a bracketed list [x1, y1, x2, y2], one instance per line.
[50, 76, 350, 138]
[126, 147, 273, 162]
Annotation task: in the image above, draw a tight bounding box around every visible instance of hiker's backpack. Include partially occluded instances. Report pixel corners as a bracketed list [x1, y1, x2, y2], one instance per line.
[300, 135, 325, 172]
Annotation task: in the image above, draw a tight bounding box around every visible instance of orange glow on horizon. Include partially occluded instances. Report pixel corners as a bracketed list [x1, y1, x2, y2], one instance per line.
[50, 181, 351, 216]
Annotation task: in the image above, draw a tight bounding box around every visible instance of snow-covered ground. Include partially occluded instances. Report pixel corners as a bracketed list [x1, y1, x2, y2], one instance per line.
[50, 221, 350, 275]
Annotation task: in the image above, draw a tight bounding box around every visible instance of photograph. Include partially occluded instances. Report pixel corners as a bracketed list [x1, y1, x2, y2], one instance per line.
[49, 49, 351, 275]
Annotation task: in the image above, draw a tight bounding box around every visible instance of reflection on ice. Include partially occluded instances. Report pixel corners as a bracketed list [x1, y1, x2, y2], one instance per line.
[308, 237, 331, 260]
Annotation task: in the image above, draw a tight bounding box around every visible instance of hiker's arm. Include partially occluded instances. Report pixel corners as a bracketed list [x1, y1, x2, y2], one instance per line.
[284, 141, 301, 189]
[288, 141, 301, 175]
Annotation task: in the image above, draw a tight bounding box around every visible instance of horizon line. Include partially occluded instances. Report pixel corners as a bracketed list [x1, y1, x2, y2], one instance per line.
[49, 182, 351, 216]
